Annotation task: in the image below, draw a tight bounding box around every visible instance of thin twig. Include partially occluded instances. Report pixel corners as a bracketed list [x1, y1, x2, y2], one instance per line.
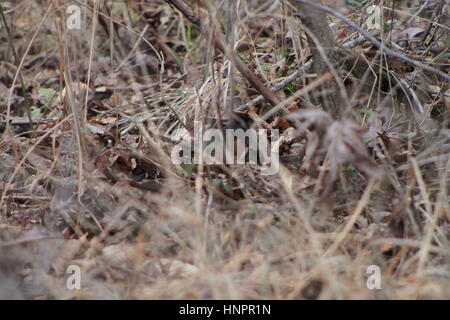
[324, 178, 377, 258]
[0, 4, 33, 130]
[71, 0, 163, 65]
[236, 60, 313, 112]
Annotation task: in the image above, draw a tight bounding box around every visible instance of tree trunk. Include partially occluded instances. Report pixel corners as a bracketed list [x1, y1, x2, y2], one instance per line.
[289, 0, 344, 119]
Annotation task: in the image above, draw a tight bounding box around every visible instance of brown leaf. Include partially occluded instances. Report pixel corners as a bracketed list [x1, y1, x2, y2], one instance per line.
[287, 109, 384, 196]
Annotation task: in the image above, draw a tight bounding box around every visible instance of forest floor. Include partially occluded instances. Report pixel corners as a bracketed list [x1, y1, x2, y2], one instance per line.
[0, 0, 449, 299]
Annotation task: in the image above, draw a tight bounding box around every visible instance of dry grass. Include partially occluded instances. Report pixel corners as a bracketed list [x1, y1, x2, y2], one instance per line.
[0, 0, 449, 299]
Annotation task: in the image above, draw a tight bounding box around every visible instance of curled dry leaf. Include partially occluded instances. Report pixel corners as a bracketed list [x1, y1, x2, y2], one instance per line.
[156, 258, 200, 278]
[101, 243, 140, 268]
[287, 109, 385, 196]
[101, 244, 199, 279]
[286, 109, 333, 175]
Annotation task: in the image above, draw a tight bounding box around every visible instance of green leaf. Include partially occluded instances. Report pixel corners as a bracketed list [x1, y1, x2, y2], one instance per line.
[286, 82, 297, 93]
[360, 108, 375, 117]
[300, 191, 311, 200]
[346, 0, 367, 8]
[38, 87, 56, 106]
[261, 63, 272, 71]
[223, 184, 233, 193]
[31, 106, 41, 118]
[238, 53, 250, 64]
[129, 9, 138, 25]
[182, 163, 195, 176]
